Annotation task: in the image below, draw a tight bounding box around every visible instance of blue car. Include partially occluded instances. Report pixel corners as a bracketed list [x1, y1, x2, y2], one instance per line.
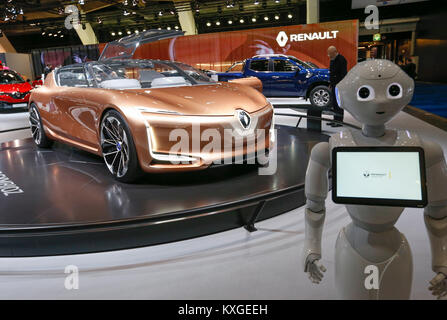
[214, 54, 332, 108]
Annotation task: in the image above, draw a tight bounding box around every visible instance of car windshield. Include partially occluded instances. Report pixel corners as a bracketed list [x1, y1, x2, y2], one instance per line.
[288, 56, 314, 69]
[226, 62, 244, 72]
[173, 62, 215, 84]
[0, 70, 24, 84]
[89, 60, 215, 89]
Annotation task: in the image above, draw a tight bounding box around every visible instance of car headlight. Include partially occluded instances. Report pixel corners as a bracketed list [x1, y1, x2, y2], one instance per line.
[136, 107, 183, 115]
[269, 114, 276, 144]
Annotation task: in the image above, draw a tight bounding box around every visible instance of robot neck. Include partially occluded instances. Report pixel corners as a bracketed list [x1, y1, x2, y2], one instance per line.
[362, 124, 386, 138]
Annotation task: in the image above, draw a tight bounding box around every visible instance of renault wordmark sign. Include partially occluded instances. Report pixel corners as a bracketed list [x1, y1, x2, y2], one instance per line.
[276, 30, 339, 47]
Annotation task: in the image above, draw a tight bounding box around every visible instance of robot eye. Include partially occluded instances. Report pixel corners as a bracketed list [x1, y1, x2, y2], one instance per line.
[357, 85, 375, 101]
[387, 83, 403, 99]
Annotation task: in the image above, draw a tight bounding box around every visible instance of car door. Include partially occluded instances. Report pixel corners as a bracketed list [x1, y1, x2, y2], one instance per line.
[51, 66, 98, 149]
[244, 59, 272, 96]
[268, 58, 301, 97]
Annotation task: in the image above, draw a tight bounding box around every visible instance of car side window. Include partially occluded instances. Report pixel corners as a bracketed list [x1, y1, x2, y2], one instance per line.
[273, 59, 299, 72]
[249, 59, 269, 72]
[58, 68, 88, 87]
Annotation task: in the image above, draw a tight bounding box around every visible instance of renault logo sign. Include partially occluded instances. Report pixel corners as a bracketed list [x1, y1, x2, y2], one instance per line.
[237, 110, 251, 129]
[276, 30, 340, 47]
[276, 31, 289, 47]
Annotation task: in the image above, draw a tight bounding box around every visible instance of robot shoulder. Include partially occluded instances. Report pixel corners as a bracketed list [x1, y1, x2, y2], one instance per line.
[329, 129, 356, 149]
[421, 139, 446, 168]
[310, 142, 331, 167]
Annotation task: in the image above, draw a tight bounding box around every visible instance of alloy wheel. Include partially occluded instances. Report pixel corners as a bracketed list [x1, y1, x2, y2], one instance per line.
[100, 116, 130, 178]
[312, 89, 330, 107]
[29, 106, 41, 145]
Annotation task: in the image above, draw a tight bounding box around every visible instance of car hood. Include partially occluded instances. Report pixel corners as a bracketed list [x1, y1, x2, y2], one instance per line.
[0, 82, 32, 93]
[310, 68, 329, 75]
[127, 82, 268, 116]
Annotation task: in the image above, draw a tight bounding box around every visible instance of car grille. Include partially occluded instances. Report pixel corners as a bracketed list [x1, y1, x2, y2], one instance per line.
[0, 91, 29, 100]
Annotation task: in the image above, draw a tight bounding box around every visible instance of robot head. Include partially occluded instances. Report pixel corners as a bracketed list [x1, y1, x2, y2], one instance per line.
[335, 59, 414, 127]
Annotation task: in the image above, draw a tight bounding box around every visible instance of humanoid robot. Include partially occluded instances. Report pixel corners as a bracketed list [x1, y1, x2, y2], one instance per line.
[302, 59, 447, 299]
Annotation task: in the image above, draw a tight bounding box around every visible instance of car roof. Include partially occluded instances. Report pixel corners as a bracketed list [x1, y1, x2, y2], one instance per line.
[251, 54, 289, 60]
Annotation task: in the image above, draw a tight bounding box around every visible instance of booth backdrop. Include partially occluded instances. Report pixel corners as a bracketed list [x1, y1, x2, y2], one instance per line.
[99, 19, 358, 72]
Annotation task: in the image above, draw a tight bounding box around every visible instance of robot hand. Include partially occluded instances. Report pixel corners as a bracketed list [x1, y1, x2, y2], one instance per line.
[304, 253, 326, 284]
[429, 273, 447, 299]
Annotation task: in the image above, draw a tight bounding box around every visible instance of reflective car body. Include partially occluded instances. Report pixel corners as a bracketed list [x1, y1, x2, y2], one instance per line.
[29, 58, 273, 175]
[214, 54, 331, 107]
[0, 69, 32, 112]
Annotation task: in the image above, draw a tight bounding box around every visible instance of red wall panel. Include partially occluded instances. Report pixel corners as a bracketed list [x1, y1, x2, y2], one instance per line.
[100, 20, 358, 72]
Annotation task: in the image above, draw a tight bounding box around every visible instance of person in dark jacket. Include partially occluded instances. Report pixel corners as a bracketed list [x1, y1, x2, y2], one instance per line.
[327, 46, 347, 127]
[402, 57, 417, 80]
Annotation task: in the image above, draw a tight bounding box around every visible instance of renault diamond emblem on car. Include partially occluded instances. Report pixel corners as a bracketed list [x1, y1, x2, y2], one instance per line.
[237, 110, 251, 129]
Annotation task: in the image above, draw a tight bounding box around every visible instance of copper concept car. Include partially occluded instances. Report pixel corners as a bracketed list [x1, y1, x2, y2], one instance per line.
[29, 31, 274, 182]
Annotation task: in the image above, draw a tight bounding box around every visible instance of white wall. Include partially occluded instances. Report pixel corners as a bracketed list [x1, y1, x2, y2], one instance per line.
[4, 53, 34, 81]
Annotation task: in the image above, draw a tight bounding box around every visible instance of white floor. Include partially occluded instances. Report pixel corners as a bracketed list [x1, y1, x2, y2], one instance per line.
[0, 103, 446, 300]
[0, 112, 31, 144]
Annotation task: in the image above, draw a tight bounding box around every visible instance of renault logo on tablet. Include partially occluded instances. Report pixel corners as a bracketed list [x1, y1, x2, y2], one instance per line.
[237, 110, 251, 129]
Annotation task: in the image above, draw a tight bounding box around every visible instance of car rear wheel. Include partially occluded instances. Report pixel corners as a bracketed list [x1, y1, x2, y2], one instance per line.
[100, 110, 142, 183]
[309, 85, 331, 108]
[29, 103, 53, 148]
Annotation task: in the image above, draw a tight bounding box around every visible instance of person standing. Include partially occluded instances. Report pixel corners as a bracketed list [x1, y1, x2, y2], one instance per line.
[327, 46, 347, 127]
[403, 57, 417, 80]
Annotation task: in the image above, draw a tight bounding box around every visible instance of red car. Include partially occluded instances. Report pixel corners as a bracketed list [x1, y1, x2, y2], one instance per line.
[0, 69, 32, 112]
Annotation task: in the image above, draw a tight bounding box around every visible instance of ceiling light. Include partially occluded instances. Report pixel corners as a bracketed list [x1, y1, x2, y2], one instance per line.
[216, 21, 221, 26]
[206, 22, 211, 27]
[254, 0, 259, 5]
[118, 31, 122, 35]
[78, 0, 85, 5]
[174, 25, 179, 30]
[132, 0, 138, 6]
[123, 0, 128, 5]
[19, 8, 24, 15]
[48, 33, 53, 36]
[167, 26, 171, 30]
[41, 31, 46, 35]
[275, 0, 280, 3]
[158, 11, 163, 16]
[288, 13, 293, 19]
[60, 35, 64, 38]
[239, 18, 244, 23]
[135, 30, 139, 34]
[127, 30, 131, 34]
[251, 17, 256, 22]
[123, 10, 130, 16]
[158, 27, 162, 30]
[111, 32, 116, 36]
[274, 15, 279, 20]
[228, 19, 233, 24]
[264, 16, 269, 21]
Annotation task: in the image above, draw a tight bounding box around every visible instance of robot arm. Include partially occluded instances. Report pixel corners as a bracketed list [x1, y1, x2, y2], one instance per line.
[422, 140, 447, 299]
[302, 142, 330, 283]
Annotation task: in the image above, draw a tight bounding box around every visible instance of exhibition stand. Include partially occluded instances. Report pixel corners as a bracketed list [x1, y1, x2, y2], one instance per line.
[0, 125, 329, 257]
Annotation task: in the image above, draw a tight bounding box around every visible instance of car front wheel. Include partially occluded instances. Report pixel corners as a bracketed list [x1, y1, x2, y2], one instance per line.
[309, 85, 331, 108]
[29, 103, 53, 148]
[100, 110, 142, 183]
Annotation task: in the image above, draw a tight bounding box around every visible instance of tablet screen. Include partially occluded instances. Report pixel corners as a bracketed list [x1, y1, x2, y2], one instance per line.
[332, 147, 427, 207]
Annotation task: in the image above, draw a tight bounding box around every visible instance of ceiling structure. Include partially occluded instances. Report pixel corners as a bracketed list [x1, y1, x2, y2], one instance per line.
[0, 0, 306, 51]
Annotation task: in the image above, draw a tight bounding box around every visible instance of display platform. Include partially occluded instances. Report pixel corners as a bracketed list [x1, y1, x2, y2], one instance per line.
[0, 125, 329, 257]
